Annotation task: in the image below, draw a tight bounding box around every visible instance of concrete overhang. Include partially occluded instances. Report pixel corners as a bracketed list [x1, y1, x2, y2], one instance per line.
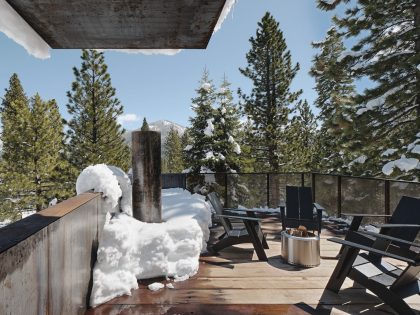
[6, 0, 227, 49]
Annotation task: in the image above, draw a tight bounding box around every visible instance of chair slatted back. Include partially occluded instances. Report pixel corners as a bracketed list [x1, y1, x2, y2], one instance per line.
[285, 186, 314, 220]
[299, 187, 314, 221]
[388, 196, 420, 245]
[285, 186, 300, 219]
[207, 192, 233, 232]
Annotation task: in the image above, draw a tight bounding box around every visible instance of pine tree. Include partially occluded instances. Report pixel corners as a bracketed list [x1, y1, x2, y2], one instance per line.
[141, 118, 150, 131]
[66, 49, 130, 172]
[0, 75, 72, 213]
[310, 26, 357, 174]
[27, 95, 71, 211]
[212, 77, 242, 172]
[0, 74, 32, 215]
[318, 0, 420, 179]
[239, 12, 302, 172]
[284, 100, 318, 172]
[164, 127, 184, 173]
[184, 70, 216, 173]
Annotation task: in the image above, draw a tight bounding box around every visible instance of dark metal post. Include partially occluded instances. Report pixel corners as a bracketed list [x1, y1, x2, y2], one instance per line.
[224, 173, 229, 208]
[385, 180, 390, 223]
[337, 175, 342, 218]
[132, 131, 162, 223]
[301, 173, 305, 187]
[267, 173, 270, 207]
[311, 173, 316, 202]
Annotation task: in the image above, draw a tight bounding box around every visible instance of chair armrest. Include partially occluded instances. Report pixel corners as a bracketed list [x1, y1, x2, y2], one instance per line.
[357, 230, 420, 249]
[213, 214, 262, 222]
[342, 213, 392, 218]
[328, 237, 419, 265]
[371, 223, 420, 229]
[313, 203, 324, 211]
[233, 208, 279, 213]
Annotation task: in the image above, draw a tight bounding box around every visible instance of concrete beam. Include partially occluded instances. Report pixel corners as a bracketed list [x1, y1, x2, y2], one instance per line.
[6, 0, 227, 49]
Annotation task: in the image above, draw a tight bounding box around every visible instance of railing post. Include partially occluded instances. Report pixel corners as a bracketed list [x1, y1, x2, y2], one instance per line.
[224, 173, 229, 208]
[301, 173, 305, 187]
[311, 173, 316, 202]
[337, 175, 342, 218]
[267, 173, 270, 208]
[183, 173, 187, 190]
[385, 180, 390, 223]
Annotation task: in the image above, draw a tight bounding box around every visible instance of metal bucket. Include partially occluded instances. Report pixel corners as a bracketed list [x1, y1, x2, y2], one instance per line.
[281, 230, 320, 267]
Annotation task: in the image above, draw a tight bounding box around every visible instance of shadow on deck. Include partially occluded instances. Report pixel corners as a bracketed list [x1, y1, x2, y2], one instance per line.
[86, 218, 420, 315]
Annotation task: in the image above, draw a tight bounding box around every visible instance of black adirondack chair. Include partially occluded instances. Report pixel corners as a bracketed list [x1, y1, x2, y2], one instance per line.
[326, 196, 420, 315]
[207, 192, 268, 261]
[280, 186, 324, 235]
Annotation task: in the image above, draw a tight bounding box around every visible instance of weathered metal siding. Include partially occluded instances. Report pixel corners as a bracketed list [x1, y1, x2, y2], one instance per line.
[0, 193, 104, 315]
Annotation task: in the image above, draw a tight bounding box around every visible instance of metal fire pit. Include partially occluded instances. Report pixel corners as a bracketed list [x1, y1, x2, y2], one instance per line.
[281, 230, 320, 267]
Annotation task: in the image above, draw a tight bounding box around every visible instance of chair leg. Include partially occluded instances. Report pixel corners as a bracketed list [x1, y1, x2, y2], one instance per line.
[210, 234, 251, 253]
[243, 220, 268, 261]
[326, 245, 360, 293]
[349, 269, 417, 315]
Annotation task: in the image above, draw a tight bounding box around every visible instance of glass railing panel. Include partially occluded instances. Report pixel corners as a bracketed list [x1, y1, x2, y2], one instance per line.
[314, 174, 338, 217]
[226, 173, 267, 209]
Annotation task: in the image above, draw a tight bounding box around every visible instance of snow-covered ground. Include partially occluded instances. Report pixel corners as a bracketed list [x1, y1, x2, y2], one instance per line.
[75, 165, 213, 307]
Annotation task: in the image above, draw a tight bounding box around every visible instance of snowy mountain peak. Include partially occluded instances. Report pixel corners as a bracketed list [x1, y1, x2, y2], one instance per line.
[123, 120, 186, 146]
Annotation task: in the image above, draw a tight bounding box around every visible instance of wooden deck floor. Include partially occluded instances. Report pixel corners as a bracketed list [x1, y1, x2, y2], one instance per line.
[86, 219, 420, 315]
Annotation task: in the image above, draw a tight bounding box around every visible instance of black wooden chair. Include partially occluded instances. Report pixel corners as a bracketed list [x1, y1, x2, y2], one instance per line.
[207, 192, 268, 261]
[280, 186, 324, 235]
[326, 196, 420, 315]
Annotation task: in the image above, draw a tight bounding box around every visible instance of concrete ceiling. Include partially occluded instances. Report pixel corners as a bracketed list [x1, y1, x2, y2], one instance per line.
[6, 0, 227, 49]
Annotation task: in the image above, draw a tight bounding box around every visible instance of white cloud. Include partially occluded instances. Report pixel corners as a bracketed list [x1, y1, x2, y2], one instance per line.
[0, 0, 50, 59]
[118, 114, 140, 124]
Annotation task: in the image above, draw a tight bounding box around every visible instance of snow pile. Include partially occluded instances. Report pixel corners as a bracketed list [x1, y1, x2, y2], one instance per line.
[0, 0, 50, 59]
[76, 164, 123, 210]
[162, 188, 212, 250]
[76, 165, 213, 307]
[382, 155, 419, 176]
[148, 282, 165, 291]
[201, 82, 212, 92]
[349, 155, 367, 167]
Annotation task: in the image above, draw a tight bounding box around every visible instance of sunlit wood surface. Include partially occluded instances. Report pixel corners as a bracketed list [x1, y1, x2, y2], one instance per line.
[86, 218, 420, 315]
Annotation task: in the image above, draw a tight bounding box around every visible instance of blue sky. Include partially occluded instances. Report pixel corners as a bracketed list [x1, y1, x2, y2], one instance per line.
[0, 0, 345, 129]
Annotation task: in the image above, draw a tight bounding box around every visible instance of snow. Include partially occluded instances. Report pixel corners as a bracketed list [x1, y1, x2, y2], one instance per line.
[205, 151, 215, 160]
[214, 0, 236, 32]
[166, 283, 175, 289]
[204, 119, 214, 137]
[381, 149, 398, 157]
[201, 82, 212, 92]
[0, 0, 50, 59]
[228, 135, 234, 143]
[76, 164, 122, 210]
[221, 107, 227, 115]
[349, 155, 367, 167]
[233, 142, 241, 154]
[48, 198, 58, 207]
[411, 145, 420, 155]
[148, 282, 165, 291]
[357, 86, 403, 116]
[107, 165, 133, 216]
[184, 145, 193, 151]
[382, 155, 420, 176]
[78, 166, 213, 308]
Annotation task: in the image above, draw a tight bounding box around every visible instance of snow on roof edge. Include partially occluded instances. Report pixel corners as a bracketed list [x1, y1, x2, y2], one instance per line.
[0, 0, 51, 59]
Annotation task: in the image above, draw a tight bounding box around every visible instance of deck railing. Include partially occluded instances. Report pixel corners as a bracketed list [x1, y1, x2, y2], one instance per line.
[162, 172, 420, 219]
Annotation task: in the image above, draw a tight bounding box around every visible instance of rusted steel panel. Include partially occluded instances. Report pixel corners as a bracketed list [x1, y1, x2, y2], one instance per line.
[132, 131, 162, 223]
[0, 193, 103, 315]
[6, 0, 227, 49]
